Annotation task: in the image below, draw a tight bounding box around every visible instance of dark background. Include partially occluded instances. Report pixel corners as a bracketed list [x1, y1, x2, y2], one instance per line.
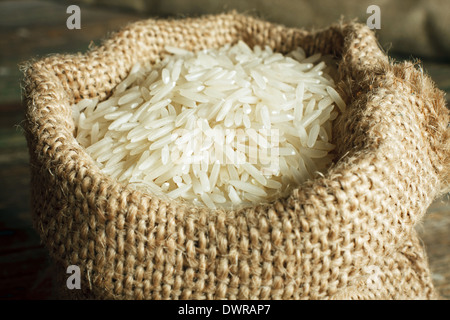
[0, 0, 449, 299]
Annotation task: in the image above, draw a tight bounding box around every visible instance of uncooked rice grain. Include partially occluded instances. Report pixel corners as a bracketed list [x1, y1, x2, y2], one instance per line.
[72, 40, 346, 210]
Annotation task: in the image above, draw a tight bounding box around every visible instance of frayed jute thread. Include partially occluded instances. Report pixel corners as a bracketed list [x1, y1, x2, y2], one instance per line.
[21, 12, 449, 300]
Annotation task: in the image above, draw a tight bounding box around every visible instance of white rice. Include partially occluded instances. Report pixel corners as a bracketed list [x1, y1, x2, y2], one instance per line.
[72, 41, 346, 210]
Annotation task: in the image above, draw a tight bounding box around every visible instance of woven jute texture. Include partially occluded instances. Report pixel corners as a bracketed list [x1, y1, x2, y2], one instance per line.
[22, 12, 449, 300]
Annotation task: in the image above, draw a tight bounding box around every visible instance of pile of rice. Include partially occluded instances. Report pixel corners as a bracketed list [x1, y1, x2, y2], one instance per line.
[72, 41, 345, 210]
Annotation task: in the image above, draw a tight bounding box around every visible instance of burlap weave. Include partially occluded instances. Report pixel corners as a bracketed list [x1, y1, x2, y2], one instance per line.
[21, 12, 449, 300]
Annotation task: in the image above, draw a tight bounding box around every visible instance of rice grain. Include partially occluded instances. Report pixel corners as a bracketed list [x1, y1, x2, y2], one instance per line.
[72, 40, 345, 209]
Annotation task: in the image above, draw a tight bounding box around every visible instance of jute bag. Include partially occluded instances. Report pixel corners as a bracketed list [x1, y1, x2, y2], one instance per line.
[22, 12, 449, 299]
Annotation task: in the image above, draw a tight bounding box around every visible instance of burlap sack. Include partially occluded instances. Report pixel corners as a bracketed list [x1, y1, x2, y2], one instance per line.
[21, 12, 449, 300]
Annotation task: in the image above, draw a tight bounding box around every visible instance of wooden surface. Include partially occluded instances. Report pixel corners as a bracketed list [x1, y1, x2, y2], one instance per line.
[0, 0, 448, 300]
